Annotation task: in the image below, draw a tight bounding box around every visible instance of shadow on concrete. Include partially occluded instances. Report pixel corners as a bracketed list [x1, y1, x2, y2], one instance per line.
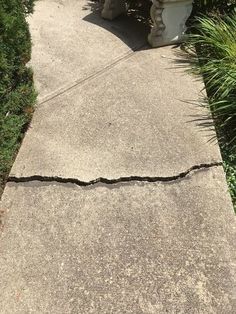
[174, 45, 218, 144]
[182, 99, 218, 145]
[171, 48, 218, 145]
[82, 0, 151, 51]
[83, 1, 217, 144]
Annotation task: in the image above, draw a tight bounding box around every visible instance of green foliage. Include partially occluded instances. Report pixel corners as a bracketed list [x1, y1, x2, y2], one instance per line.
[186, 14, 236, 209]
[193, 0, 236, 15]
[125, 0, 236, 15]
[187, 15, 236, 147]
[22, 0, 35, 14]
[222, 147, 236, 206]
[0, 0, 36, 190]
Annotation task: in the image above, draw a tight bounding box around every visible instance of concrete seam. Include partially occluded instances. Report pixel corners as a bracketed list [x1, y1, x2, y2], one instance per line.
[37, 43, 148, 106]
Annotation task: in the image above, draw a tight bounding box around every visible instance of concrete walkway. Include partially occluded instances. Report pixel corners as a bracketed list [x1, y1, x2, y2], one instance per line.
[1, 0, 236, 312]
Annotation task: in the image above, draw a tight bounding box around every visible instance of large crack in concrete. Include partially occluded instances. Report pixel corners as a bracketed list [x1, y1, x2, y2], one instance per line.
[8, 162, 222, 187]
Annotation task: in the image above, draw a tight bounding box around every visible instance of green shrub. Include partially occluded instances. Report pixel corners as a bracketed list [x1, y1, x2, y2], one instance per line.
[222, 148, 236, 206]
[22, 0, 35, 14]
[0, 0, 36, 192]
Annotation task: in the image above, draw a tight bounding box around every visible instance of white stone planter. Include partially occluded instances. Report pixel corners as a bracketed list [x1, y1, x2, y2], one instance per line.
[148, 0, 193, 47]
[101, 0, 193, 47]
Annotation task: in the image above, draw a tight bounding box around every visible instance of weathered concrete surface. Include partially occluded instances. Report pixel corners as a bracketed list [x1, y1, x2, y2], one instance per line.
[0, 167, 236, 313]
[28, 0, 148, 101]
[1, 0, 235, 312]
[11, 47, 221, 181]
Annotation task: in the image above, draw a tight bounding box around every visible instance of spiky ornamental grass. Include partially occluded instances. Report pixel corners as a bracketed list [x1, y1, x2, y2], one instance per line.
[186, 14, 236, 209]
[187, 15, 236, 146]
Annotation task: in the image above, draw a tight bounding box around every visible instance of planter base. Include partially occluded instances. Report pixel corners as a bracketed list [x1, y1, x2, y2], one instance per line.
[148, 0, 193, 47]
[101, 0, 193, 47]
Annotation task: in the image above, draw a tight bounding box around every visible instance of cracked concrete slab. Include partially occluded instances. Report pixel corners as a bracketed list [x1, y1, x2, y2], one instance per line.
[8, 163, 222, 185]
[0, 167, 236, 313]
[28, 0, 148, 101]
[1, 0, 235, 312]
[11, 47, 221, 181]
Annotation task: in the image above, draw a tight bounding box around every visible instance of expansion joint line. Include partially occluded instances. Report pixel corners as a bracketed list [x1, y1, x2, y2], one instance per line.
[38, 43, 147, 106]
[8, 162, 222, 187]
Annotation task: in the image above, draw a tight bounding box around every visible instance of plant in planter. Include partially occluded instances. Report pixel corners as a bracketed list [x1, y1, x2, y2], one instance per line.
[101, 0, 194, 47]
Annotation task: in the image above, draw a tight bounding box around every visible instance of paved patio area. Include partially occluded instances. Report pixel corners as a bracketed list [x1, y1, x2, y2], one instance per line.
[0, 0, 236, 312]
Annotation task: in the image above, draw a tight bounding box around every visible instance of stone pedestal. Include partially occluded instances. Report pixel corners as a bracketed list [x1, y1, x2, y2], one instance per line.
[148, 0, 193, 47]
[101, 0, 193, 47]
